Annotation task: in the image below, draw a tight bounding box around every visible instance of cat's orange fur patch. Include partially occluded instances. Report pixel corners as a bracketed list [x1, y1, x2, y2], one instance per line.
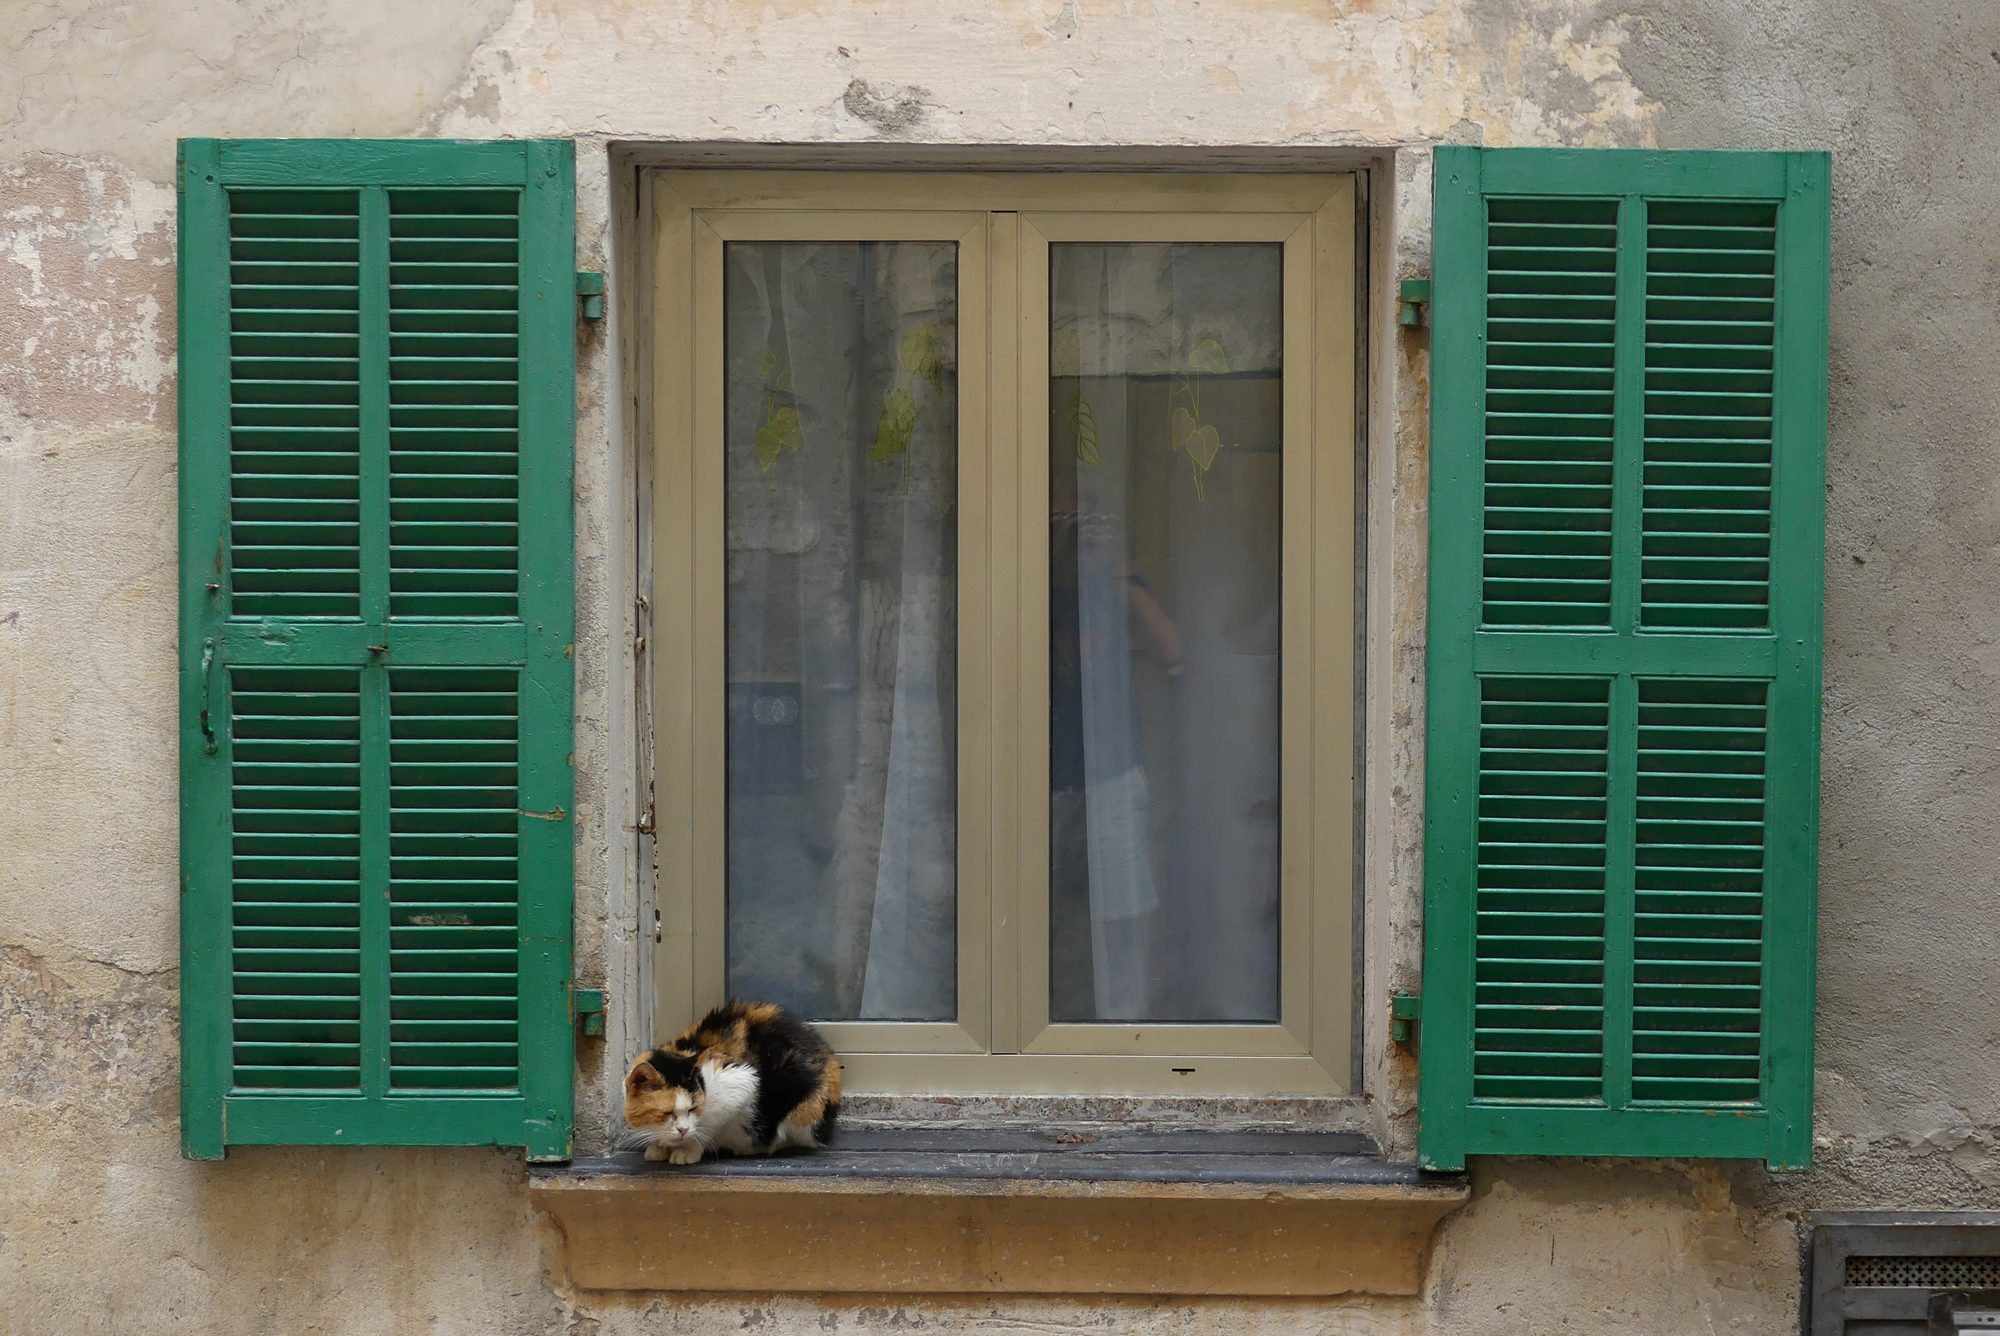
[623, 1053, 702, 1128]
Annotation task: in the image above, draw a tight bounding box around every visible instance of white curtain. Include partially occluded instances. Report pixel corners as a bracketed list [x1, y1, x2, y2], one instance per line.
[723, 241, 957, 1022]
[1066, 375, 1162, 1020]
[1050, 242, 1284, 1024]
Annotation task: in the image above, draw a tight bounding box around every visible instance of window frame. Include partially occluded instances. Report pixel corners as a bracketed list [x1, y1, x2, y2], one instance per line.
[649, 171, 1357, 1096]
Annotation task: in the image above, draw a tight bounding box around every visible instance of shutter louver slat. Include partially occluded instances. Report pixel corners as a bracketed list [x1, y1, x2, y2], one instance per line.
[229, 669, 364, 1090]
[388, 188, 522, 621]
[1632, 678, 1768, 1103]
[1422, 148, 1825, 1170]
[1642, 202, 1778, 631]
[181, 140, 574, 1160]
[389, 668, 522, 1091]
[227, 190, 363, 619]
[1472, 677, 1610, 1101]
[1482, 200, 1618, 628]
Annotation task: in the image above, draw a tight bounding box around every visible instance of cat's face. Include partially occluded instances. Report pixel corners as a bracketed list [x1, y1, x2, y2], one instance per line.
[624, 1050, 707, 1145]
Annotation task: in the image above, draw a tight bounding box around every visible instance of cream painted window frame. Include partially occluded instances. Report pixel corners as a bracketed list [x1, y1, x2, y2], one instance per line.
[651, 172, 1356, 1096]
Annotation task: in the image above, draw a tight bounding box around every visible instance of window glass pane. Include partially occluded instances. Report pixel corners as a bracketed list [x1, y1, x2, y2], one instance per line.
[724, 241, 958, 1022]
[1048, 242, 1283, 1024]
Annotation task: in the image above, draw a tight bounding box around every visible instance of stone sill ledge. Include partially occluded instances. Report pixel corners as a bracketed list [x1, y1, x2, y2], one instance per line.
[530, 1128, 1469, 1296]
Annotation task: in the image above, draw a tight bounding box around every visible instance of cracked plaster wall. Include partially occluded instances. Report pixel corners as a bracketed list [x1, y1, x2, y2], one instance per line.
[2, 1, 1996, 1332]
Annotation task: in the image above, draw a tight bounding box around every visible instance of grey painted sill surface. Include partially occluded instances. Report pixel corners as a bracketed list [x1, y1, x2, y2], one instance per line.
[537, 1125, 1462, 1196]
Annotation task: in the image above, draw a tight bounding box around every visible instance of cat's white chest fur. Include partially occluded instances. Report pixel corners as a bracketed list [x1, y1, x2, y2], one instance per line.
[696, 1059, 760, 1154]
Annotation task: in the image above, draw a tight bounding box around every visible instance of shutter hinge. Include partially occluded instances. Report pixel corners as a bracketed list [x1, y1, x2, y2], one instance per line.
[1390, 991, 1422, 1046]
[1397, 278, 1431, 328]
[575, 271, 605, 321]
[572, 987, 606, 1039]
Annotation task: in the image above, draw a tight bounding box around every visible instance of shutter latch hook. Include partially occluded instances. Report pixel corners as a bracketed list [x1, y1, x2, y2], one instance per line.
[198, 638, 219, 754]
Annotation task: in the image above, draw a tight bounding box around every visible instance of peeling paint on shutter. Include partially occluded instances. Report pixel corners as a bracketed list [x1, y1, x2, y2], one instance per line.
[1421, 148, 1827, 1170]
[180, 140, 575, 1161]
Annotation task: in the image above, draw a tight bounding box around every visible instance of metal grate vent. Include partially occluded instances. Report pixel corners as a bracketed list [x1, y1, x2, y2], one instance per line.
[1847, 1256, 2000, 1289]
[1811, 1214, 2000, 1334]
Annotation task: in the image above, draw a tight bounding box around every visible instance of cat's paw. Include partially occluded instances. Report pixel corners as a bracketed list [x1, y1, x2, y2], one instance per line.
[642, 1142, 670, 1162]
[666, 1144, 703, 1166]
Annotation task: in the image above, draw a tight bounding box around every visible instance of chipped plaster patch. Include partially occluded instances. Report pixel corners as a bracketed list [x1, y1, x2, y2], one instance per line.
[0, 0, 521, 178]
[839, 78, 935, 136]
[0, 156, 174, 428]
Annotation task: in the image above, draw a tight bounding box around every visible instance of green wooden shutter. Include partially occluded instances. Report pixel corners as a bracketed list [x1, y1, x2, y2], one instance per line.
[1419, 148, 1828, 1170]
[177, 139, 576, 1160]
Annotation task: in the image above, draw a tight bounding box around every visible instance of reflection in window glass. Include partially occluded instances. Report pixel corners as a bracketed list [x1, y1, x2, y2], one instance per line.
[724, 241, 958, 1022]
[1049, 242, 1283, 1024]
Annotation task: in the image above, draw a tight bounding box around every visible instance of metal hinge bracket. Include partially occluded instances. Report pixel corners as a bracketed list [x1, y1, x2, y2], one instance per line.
[576, 271, 605, 320]
[1397, 278, 1431, 328]
[1390, 991, 1422, 1046]
[572, 987, 606, 1038]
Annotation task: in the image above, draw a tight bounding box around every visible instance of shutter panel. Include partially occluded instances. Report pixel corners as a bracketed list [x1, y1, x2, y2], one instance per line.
[178, 140, 575, 1160]
[1420, 148, 1827, 1170]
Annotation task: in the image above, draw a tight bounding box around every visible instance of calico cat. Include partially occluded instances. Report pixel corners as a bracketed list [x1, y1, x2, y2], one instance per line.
[624, 1000, 842, 1165]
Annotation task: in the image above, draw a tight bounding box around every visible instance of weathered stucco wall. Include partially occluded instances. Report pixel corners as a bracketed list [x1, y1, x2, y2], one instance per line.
[4, 1, 1997, 1331]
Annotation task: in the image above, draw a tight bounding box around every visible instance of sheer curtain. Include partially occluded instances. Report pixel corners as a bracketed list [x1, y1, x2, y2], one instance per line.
[1050, 242, 1284, 1024]
[720, 237, 1281, 1027]
[1056, 378, 1161, 1020]
[723, 241, 957, 1022]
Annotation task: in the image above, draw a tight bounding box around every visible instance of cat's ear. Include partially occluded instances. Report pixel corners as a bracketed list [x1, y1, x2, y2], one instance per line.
[627, 1058, 667, 1093]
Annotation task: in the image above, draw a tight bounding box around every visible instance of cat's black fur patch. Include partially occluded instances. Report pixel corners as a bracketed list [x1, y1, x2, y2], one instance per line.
[639, 1047, 704, 1090]
[745, 1007, 832, 1149]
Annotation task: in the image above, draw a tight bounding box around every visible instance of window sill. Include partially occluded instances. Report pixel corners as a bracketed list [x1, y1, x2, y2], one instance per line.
[528, 1128, 1469, 1296]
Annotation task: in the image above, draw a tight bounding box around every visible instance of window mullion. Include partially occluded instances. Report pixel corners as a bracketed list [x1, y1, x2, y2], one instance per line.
[1012, 215, 1055, 1052]
[986, 210, 1024, 1055]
